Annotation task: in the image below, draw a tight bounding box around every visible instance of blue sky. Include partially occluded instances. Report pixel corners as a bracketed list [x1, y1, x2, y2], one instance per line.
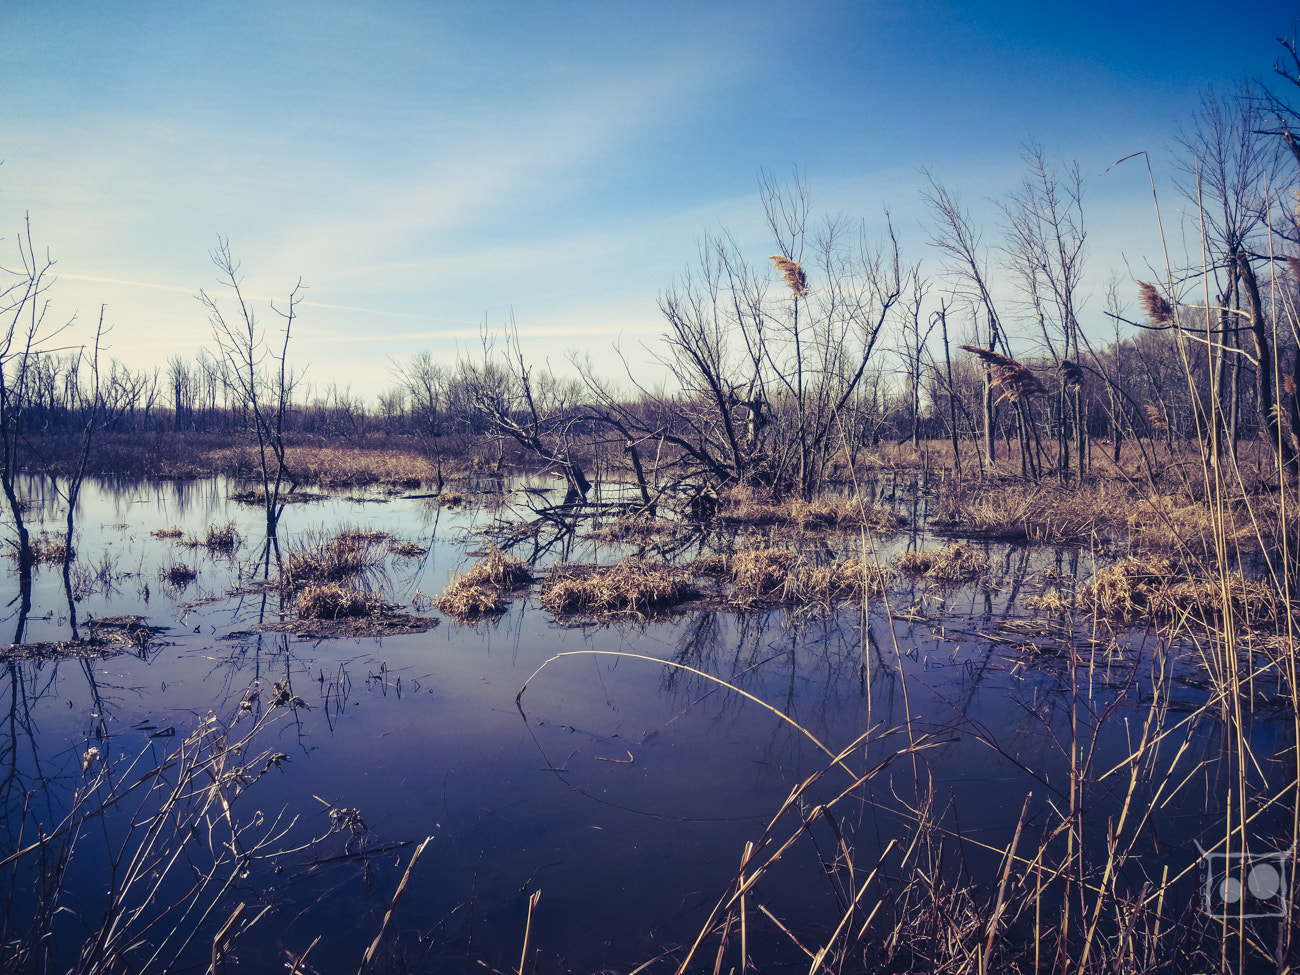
[3, 0, 1297, 401]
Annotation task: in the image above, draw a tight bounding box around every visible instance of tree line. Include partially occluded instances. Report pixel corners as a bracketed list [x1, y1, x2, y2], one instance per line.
[5, 36, 1300, 520]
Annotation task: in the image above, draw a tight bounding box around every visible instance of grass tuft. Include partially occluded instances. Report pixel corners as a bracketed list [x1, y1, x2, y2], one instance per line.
[540, 559, 698, 617]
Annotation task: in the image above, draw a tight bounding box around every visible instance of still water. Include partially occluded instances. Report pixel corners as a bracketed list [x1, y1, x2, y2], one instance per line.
[0, 475, 1290, 972]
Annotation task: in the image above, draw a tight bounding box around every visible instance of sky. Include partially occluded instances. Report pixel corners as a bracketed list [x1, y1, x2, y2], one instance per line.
[3, 0, 1298, 403]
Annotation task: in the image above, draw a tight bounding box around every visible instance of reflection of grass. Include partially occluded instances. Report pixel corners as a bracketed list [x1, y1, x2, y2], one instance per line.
[160, 563, 197, 587]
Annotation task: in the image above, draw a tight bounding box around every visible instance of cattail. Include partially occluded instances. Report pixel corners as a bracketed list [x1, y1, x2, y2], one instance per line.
[1144, 404, 1168, 430]
[1137, 281, 1172, 324]
[959, 344, 1046, 402]
[1060, 360, 1084, 390]
[769, 255, 808, 297]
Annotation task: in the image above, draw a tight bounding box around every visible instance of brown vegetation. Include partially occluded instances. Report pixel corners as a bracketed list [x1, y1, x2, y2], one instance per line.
[436, 547, 534, 620]
[897, 540, 989, 582]
[539, 559, 699, 617]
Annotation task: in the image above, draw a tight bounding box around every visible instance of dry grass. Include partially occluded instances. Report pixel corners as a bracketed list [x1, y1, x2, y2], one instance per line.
[181, 521, 240, 552]
[716, 486, 905, 533]
[897, 541, 988, 582]
[540, 559, 698, 617]
[297, 583, 385, 619]
[933, 481, 1108, 545]
[436, 547, 534, 619]
[388, 540, 427, 558]
[1078, 555, 1285, 626]
[788, 496, 907, 531]
[150, 526, 183, 539]
[731, 546, 891, 607]
[1028, 587, 1074, 614]
[282, 528, 387, 589]
[799, 558, 892, 605]
[730, 546, 803, 602]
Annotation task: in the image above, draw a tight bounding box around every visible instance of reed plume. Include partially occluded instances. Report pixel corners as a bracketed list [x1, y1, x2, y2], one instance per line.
[1137, 280, 1172, 323]
[1144, 404, 1168, 430]
[1286, 254, 1300, 285]
[768, 255, 808, 297]
[959, 344, 1046, 402]
[1060, 359, 1084, 390]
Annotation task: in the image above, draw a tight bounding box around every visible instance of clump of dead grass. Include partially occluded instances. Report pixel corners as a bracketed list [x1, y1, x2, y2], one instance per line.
[897, 541, 988, 582]
[282, 528, 387, 589]
[1028, 588, 1074, 614]
[730, 546, 890, 607]
[731, 547, 803, 603]
[789, 497, 907, 532]
[151, 526, 183, 539]
[297, 583, 385, 620]
[436, 547, 534, 620]
[540, 560, 698, 617]
[716, 488, 905, 534]
[1078, 555, 1284, 626]
[206, 522, 240, 551]
[799, 558, 892, 605]
[388, 541, 426, 558]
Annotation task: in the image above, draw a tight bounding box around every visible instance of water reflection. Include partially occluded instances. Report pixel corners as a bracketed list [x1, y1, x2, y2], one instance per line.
[0, 476, 1293, 970]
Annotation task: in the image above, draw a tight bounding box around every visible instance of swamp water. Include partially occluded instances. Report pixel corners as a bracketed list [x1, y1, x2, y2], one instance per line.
[0, 475, 1294, 973]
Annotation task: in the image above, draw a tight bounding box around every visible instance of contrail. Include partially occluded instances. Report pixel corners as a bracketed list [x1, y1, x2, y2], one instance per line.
[55, 274, 478, 324]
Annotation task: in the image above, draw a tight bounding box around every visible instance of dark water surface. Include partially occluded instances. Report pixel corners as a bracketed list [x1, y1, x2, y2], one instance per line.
[0, 475, 1291, 972]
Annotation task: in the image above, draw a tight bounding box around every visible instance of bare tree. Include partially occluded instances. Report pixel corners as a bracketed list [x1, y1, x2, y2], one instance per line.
[458, 318, 592, 501]
[579, 176, 905, 501]
[924, 174, 1006, 467]
[1002, 144, 1088, 479]
[199, 238, 303, 557]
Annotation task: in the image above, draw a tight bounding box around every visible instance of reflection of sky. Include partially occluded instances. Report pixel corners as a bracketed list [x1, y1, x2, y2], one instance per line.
[2, 1, 1294, 397]
[1, 477, 1292, 970]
